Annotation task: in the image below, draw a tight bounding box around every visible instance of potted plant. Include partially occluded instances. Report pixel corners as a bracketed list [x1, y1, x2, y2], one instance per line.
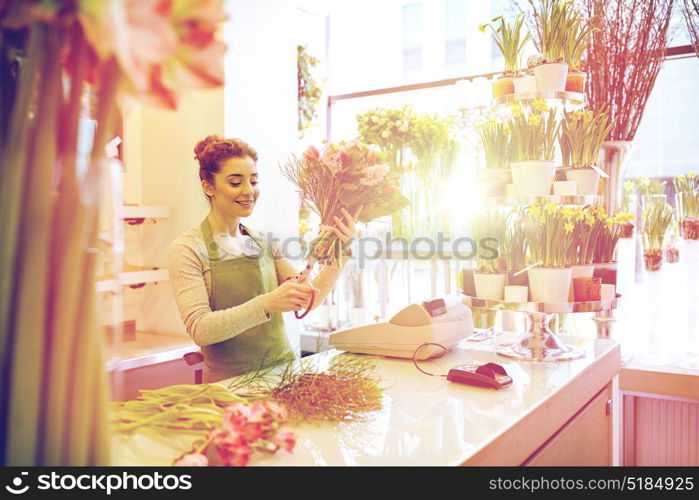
[562, 6, 595, 93]
[593, 210, 634, 267]
[560, 107, 614, 195]
[478, 118, 513, 196]
[523, 202, 574, 303]
[641, 202, 674, 272]
[480, 15, 530, 98]
[509, 100, 560, 196]
[533, 0, 569, 92]
[503, 209, 529, 287]
[674, 172, 699, 240]
[468, 210, 508, 300]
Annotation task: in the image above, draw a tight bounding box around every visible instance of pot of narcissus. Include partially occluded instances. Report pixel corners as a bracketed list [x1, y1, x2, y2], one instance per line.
[564, 166, 601, 195]
[513, 70, 537, 94]
[528, 266, 573, 303]
[492, 73, 515, 98]
[565, 70, 586, 93]
[473, 270, 508, 300]
[534, 61, 568, 92]
[511, 160, 556, 196]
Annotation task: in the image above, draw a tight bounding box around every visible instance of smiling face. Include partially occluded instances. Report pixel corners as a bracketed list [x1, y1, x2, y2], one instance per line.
[202, 155, 259, 221]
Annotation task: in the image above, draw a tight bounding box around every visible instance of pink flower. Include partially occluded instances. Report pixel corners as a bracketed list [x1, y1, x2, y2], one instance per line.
[303, 145, 320, 165]
[174, 453, 209, 466]
[271, 431, 296, 454]
[210, 429, 252, 467]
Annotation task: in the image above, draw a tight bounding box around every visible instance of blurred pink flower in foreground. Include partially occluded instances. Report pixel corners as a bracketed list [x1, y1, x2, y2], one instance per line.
[78, 0, 227, 109]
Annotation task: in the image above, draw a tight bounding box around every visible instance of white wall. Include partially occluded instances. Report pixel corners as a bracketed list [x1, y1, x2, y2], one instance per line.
[224, 0, 302, 350]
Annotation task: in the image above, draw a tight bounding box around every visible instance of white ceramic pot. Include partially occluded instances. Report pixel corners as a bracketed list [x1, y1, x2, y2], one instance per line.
[513, 73, 537, 94]
[528, 267, 573, 303]
[553, 180, 578, 195]
[474, 272, 507, 300]
[565, 168, 600, 195]
[504, 285, 529, 302]
[569, 264, 595, 301]
[534, 62, 568, 92]
[511, 160, 556, 196]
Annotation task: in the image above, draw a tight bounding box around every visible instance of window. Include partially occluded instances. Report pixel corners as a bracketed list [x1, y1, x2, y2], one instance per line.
[403, 3, 422, 73]
[444, 0, 467, 73]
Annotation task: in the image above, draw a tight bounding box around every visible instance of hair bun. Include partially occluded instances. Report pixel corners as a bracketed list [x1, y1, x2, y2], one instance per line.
[194, 135, 223, 160]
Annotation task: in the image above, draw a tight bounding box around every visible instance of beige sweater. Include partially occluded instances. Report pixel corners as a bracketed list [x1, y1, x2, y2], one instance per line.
[168, 227, 345, 347]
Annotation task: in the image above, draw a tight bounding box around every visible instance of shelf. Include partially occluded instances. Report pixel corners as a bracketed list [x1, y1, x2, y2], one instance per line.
[106, 331, 197, 372]
[462, 293, 620, 314]
[483, 195, 603, 207]
[122, 205, 171, 224]
[493, 91, 586, 106]
[96, 268, 170, 293]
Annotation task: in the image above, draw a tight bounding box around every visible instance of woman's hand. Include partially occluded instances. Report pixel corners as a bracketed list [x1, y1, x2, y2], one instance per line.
[261, 281, 317, 313]
[320, 205, 363, 245]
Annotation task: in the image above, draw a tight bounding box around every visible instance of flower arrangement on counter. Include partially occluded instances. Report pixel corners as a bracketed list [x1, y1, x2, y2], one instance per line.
[559, 107, 614, 195]
[561, 4, 595, 92]
[674, 172, 699, 240]
[282, 140, 409, 265]
[111, 384, 295, 467]
[479, 14, 530, 98]
[641, 202, 674, 272]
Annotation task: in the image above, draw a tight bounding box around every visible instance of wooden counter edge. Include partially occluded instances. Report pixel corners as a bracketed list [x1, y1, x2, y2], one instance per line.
[619, 366, 699, 400]
[462, 343, 621, 466]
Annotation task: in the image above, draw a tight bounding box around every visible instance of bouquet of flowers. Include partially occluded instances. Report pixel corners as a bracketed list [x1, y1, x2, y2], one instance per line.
[478, 118, 513, 170]
[594, 211, 635, 264]
[282, 140, 409, 269]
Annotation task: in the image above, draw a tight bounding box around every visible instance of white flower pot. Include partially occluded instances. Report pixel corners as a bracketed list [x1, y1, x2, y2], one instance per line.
[534, 62, 568, 92]
[528, 267, 573, 303]
[474, 272, 507, 300]
[565, 168, 600, 195]
[513, 74, 537, 94]
[553, 180, 577, 195]
[511, 160, 556, 196]
[569, 264, 595, 301]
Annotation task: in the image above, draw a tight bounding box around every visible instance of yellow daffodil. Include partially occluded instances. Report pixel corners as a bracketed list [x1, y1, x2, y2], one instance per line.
[624, 180, 635, 192]
[614, 212, 634, 224]
[545, 201, 557, 215]
[571, 110, 584, 121]
[528, 114, 541, 126]
[510, 103, 523, 117]
[689, 172, 697, 178]
[528, 204, 542, 218]
[531, 98, 548, 113]
[585, 214, 595, 227]
[604, 217, 614, 229]
[639, 177, 650, 187]
[560, 206, 575, 220]
[574, 208, 585, 221]
[564, 222, 574, 233]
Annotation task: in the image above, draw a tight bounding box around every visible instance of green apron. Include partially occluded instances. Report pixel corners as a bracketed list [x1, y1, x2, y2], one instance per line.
[200, 218, 293, 382]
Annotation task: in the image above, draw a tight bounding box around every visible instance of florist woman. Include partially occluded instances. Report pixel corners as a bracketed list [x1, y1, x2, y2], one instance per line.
[169, 136, 359, 382]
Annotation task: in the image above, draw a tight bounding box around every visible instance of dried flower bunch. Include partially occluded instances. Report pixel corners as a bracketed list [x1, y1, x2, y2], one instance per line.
[233, 354, 384, 424]
[585, 0, 674, 141]
[282, 141, 409, 264]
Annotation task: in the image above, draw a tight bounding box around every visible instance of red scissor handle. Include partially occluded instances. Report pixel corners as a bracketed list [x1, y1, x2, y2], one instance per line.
[294, 288, 315, 319]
